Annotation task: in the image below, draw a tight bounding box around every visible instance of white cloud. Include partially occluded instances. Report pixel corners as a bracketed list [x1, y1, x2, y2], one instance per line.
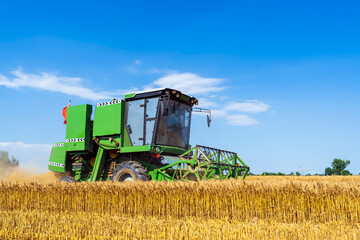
[223, 100, 270, 113]
[209, 110, 259, 126]
[1, 67, 269, 127]
[211, 109, 227, 118]
[0, 142, 51, 149]
[226, 114, 259, 126]
[148, 72, 225, 95]
[0, 69, 130, 100]
[146, 70, 269, 126]
[0, 142, 52, 173]
[196, 98, 219, 108]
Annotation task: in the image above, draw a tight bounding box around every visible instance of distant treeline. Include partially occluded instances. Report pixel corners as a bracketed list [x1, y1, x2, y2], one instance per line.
[0, 150, 19, 178]
[252, 172, 302, 176]
[251, 158, 355, 176]
[0, 150, 19, 168]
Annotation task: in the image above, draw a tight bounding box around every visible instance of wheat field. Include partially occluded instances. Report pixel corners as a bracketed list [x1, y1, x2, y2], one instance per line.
[1, 175, 360, 239]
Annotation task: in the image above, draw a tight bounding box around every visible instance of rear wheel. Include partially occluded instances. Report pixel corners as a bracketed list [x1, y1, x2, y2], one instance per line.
[111, 161, 150, 182]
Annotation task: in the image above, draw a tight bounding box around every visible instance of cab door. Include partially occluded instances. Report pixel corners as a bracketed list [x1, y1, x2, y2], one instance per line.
[125, 99, 145, 146]
[145, 98, 158, 145]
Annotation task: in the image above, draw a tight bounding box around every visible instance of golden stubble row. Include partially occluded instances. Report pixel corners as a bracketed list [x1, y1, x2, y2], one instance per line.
[1, 210, 359, 240]
[1, 176, 360, 223]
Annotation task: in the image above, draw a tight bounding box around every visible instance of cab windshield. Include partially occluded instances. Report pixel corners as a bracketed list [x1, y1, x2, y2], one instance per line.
[155, 99, 191, 149]
[125, 98, 191, 149]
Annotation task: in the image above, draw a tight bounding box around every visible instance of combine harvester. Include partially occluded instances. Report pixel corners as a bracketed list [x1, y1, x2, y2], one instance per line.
[49, 88, 249, 182]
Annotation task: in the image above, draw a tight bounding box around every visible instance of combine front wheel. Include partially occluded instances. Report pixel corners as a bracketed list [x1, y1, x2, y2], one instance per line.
[111, 161, 150, 182]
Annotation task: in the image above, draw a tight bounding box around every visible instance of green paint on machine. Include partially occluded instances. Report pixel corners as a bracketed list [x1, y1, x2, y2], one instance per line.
[48, 88, 249, 182]
[65, 104, 92, 152]
[48, 142, 66, 173]
[93, 100, 124, 138]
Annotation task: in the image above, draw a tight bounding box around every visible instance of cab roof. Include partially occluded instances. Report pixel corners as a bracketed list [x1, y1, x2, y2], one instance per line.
[124, 88, 198, 106]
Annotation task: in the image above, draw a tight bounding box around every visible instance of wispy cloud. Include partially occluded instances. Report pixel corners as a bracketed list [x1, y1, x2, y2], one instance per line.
[0, 68, 270, 127]
[226, 114, 259, 126]
[147, 72, 225, 95]
[146, 70, 269, 126]
[214, 101, 269, 126]
[211, 109, 227, 117]
[0, 142, 51, 149]
[0, 69, 130, 100]
[196, 98, 219, 108]
[224, 100, 270, 113]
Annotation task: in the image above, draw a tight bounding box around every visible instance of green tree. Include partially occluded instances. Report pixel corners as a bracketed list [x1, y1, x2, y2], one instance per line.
[325, 159, 351, 176]
[331, 159, 350, 175]
[11, 156, 19, 167]
[341, 170, 352, 176]
[0, 150, 19, 167]
[325, 167, 333, 176]
[0, 150, 19, 178]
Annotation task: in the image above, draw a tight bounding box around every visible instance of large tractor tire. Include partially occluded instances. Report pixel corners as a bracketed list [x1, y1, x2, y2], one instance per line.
[111, 161, 150, 182]
[60, 176, 76, 182]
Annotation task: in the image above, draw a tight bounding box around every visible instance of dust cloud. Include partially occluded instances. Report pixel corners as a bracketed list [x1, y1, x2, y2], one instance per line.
[0, 167, 62, 183]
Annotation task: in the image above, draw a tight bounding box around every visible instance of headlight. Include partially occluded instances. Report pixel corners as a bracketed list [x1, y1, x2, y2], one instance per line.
[156, 146, 161, 153]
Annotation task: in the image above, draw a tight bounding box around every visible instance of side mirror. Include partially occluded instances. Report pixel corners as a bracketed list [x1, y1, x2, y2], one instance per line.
[207, 114, 211, 127]
[192, 107, 211, 128]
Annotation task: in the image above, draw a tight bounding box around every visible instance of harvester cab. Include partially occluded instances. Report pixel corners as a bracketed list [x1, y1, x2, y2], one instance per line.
[48, 88, 249, 182]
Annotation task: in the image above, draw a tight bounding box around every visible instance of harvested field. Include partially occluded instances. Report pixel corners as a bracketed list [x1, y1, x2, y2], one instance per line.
[1, 176, 360, 239]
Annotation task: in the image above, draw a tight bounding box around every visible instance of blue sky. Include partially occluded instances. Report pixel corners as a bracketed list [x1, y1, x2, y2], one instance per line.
[0, 0, 359, 174]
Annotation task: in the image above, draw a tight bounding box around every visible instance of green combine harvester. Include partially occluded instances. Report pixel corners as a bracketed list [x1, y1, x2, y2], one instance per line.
[48, 88, 249, 182]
